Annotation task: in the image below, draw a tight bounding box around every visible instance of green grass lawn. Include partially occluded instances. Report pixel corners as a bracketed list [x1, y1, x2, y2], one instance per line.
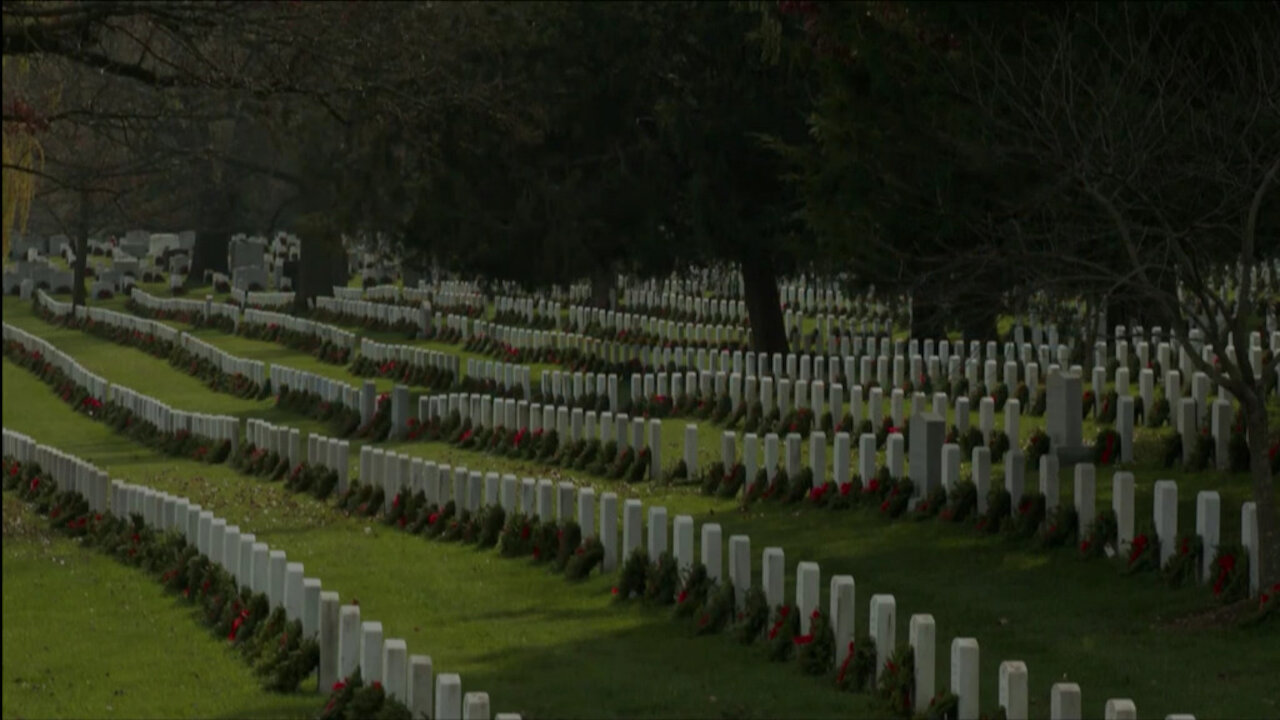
[6, 296, 1280, 718]
[2, 360, 878, 719]
[1, 495, 320, 720]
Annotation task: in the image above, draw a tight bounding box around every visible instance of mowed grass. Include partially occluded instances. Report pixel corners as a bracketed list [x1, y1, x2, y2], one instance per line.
[90, 289, 562, 384]
[7, 298, 1280, 717]
[1, 495, 320, 720]
[2, 361, 875, 719]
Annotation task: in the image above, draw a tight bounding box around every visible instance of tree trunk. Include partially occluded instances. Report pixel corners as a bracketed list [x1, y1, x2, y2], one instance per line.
[71, 190, 89, 309]
[741, 253, 788, 355]
[954, 282, 999, 342]
[190, 232, 230, 280]
[1106, 291, 1132, 333]
[590, 266, 615, 310]
[1245, 394, 1279, 592]
[910, 286, 948, 340]
[293, 215, 346, 313]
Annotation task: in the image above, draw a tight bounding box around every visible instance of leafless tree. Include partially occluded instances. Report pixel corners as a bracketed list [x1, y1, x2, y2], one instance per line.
[953, 3, 1280, 588]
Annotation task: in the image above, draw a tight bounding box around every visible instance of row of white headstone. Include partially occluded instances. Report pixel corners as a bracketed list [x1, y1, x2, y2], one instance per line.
[493, 294, 563, 325]
[40, 290, 266, 387]
[356, 430, 1203, 719]
[361, 337, 463, 380]
[3, 426, 516, 720]
[356, 281, 485, 312]
[110, 383, 240, 449]
[2, 322, 110, 401]
[448, 288, 1276, 407]
[4, 429, 110, 513]
[305, 432, 352, 491]
[129, 287, 241, 324]
[365, 285, 405, 303]
[246, 419, 303, 465]
[413, 389, 664, 480]
[4, 321, 242, 450]
[178, 331, 267, 387]
[315, 296, 420, 328]
[565, 301, 750, 341]
[230, 287, 295, 309]
[621, 288, 750, 322]
[272, 364, 361, 414]
[243, 307, 358, 349]
[543, 368, 616, 404]
[696, 419, 1264, 597]
[415, 286, 486, 311]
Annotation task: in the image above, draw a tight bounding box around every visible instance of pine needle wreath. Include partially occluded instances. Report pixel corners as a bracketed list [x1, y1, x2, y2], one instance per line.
[1098, 389, 1119, 424]
[764, 468, 790, 502]
[478, 505, 506, 548]
[917, 690, 960, 719]
[440, 511, 468, 542]
[382, 490, 408, 527]
[1035, 505, 1079, 549]
[1210, 543, 1249, 604]
[875, 645, 914, 716]
[795, 610, 835, 676]
[626, 448, 651, 483]
[424, 501, 456, 539]
[835, 635, 878, 693]
[1024, 429, 1051, 470]
[829, 477, 858, 510]
[664, 458, 689, 483]
[1124, 530, 1161, 575]
[976, 488, 1012, 535]
[788, 468, 815, 503]
[733, 586, 771, 644]
[608, 446, 635, 479]
[959, 426, 985, 457]
[407, 501, 437, 535]
[700, 461, 726, 496]
[1009, 493, 1046, 539]
[742, 468, 769, 507]
[531, 520, 558, 564]
[939, 480, 977, 523]
[1242, 583, 1280, 628]
[987, 431, 1011, 464]
[616, 547, 649, 600]
[697, 580, 736, 636]
[319, 668, 362, 720]
[1147, 396, 1171, 428]
[717, 463, 747, 499]
[565, 536, 605, 580]
[988, 382, 1008, 413]
[911, 486, 946, 521]
[1163, 533, 1203, 588]
[497, 511, 534, 557]
[1079, 509, 1118, 559]
[553, 521, 583, 572]
[1014, 382, 1030, 409]
[673, 563, 711, 620]
[879, 479, 914, 519]
[645, 551, 680, 604]
[765, 605, 800, 662]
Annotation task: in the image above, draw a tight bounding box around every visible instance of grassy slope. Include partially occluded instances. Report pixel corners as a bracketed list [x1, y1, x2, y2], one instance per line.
[2, 361, 874, 720]
[6, 296, 1279, 717]
[1, 495, 319, 720]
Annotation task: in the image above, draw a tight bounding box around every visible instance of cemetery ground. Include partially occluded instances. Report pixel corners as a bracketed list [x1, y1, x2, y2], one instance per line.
[2, 494, 320, 719]
[3, 295, 1279, 718]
